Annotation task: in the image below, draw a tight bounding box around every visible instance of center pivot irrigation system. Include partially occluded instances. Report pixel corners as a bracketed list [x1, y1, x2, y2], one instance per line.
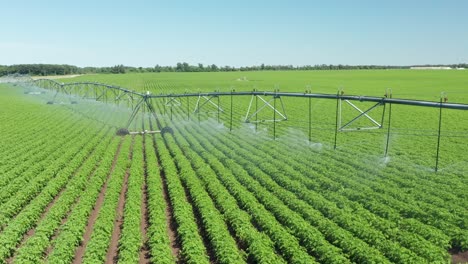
[6, 75, 468, 172]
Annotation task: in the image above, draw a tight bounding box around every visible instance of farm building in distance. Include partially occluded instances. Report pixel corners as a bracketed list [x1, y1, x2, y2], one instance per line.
[410, 66, 452, 70]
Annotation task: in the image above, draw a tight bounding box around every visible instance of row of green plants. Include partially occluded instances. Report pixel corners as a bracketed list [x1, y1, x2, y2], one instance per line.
[0, 126, 109, 262]
[172, 118, 386, 263]
[152, 131, 210, 263]
[163, 101, 456, 258]
[265, 130, 467, 250]
[156, 105, 315, 263]
[81, 137, 133, 263]
[0, 117, 87, 200]
[0, 123, 107, 229]
[2, 79, 465, 263]
[162, 133, 247, 263]
[191, 119, 452, 262]
[117, 136, 144, 263]
[195, 124, 437, 262]
[143, 137, 176, 263]
[153, 108, 286, 263]
[234, 129, 450, 255]
[0, 111, 74, 175]
[44, 138, 122, 263]
[11, 133, 115, 263]
[186, 90, 467, 243]
[0, 101, 119, 198]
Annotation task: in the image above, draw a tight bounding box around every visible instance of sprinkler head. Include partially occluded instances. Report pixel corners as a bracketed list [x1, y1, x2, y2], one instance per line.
[161, 126, 174, 135]
[116, 128, 130, 136]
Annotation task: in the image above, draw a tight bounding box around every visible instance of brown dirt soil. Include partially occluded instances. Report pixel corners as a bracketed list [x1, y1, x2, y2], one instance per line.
[452, 250, 468, 264]
[139, 138, 151, 264]
[6, 187, 66, 264]
[158, 135, 216, 263]
[105, 137, 134, 263]
[161, 166, 181, 262]
[105, 169, 130, 264]
[43, 137, 115, 258]
[72, 139, 124, 264]
[150, 122, 181, 261]
[153, 136, 181, 262]
[7, 139, 106, 263]
[179, 180, 216, 264]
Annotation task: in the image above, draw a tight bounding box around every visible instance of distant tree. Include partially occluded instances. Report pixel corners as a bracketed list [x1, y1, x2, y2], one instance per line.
[154, 64, 161, 72]
[110, 64, 125, 74]
[0, 62, 465, 77]
[176, 62, 183, 72]
[182, 62, 190, 72]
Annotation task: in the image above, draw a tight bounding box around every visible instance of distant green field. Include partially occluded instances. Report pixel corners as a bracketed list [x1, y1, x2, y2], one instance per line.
[64, 69, 468, 101]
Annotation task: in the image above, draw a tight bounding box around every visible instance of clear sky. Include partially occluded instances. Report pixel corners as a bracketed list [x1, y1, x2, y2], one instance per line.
[1, 0, 467, 67]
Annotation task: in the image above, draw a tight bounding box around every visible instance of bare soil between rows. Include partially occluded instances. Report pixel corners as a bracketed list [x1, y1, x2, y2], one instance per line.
[452, 250, 468, 263]
[72, 138, 123, 264]
[139, 137, 151, 264]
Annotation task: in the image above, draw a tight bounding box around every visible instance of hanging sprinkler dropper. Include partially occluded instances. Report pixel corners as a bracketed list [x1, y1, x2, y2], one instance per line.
[435, 92, 446, 172]
[116, 90, 173, 136]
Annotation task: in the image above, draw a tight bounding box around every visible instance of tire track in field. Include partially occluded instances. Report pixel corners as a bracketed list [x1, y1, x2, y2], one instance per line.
[72, 137, 124, 264]
[105, 136, 135, 263]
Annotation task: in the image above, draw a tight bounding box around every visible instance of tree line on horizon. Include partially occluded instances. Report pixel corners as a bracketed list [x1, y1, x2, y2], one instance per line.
[1, 63, 467, 76]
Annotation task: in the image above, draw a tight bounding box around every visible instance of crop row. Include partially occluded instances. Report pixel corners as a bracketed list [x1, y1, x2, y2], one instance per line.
[143, 136, 175, 263]
[11, 132, 115, 263]
[0, 100, 73, 162]
[171, 119, 382, 263]
[151, 131, 210, 263]
[0, 125, 110, 262]
[0, 117, 87, 194]
[264, 130, 467, 250]
[81, 136, 133, 263]
[161, 101, 451, 263]
[153, 115, 287, 264]
[44, 137, 123, 263]
[117, 136, 144, 263]
[156, 106, 316, 263]
[0, 123, 108, 229]
[189, 120, 450, 262]
[162, 134, 247, 263]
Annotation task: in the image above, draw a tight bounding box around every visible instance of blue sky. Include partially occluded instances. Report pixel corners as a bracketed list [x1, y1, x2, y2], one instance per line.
[1, 0, 467, 67]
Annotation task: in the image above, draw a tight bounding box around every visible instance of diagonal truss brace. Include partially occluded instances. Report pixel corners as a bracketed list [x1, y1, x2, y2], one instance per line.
[339, 99, 383, 131]
[194, 95, 223, 113]
[165, 97, 181, 107]
[47, 84, 78, 104]
[123, 96, 162, 135]
[244, 95, 287, 123]
[126, 97, 146, 128]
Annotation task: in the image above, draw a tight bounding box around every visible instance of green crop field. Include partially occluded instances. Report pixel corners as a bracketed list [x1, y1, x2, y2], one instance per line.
[65, 70, 468, 101]
[1, 70, 467, 263]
